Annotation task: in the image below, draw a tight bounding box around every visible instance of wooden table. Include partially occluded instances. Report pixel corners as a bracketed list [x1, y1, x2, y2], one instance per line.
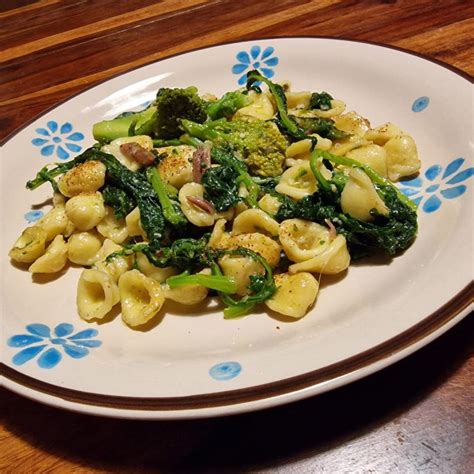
[1, 1, 473, 471]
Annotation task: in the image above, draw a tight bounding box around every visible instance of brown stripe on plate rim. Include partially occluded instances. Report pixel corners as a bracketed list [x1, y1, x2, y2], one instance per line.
[1, 35, 472, 145]
[1, 282, 472, 411]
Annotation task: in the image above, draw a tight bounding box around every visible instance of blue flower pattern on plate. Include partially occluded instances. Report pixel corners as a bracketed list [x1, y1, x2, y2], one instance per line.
[399, 158, 474, 213]
[412, 96, 430, 112]
[209, 361, 242, 381]
[24, 210, 44, 223]
[232, 45, 278, 85]
[7, 323, 102, 369]
[32, 121, 84, 160]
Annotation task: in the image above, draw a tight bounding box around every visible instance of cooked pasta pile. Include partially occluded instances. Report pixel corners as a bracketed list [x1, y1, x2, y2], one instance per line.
[10, 71, 420, 327]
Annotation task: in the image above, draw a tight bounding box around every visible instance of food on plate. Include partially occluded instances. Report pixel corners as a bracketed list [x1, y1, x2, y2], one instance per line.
[9, 70, 420, 327]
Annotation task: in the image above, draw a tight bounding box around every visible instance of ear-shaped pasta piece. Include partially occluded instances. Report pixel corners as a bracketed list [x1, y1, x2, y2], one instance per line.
[29, 235, 68, 274]
[333, 111, 370, 137]
[219, 254, 264, 296]
[125, 207, 147, 240]
[227, 233, 281, 268]
[289, 235, 350, 275]
[135, 252, 178, 282]
[77, 269, 120, 321]
[97, 207, 129, 244]
[9, 226, 47, 263]
[118, 270, 165, 327]
[275, 161, 318, 200]
[58, 160, 106, 197]
[235, 91, 275, 120]
[65, 192, 106, 231]
[68, 231, 103, 265]
[258, 193, 282, 216]
[165, 269, 212, 305]
[265, 272, 319, 318]
[295, 99, 345, 118]
[286, 137, 332, 163]
[341, 168, 388, 222]
[36, 205, 69, 241]
[365, 122, 403, 145]
[179, 183, 215, 227]
[94, 239, 131, 282]
[208, 219, 231, 249]
[330, 135, 369, 156]
[384, 134, 421, 181]
[101, 135, 153, 171]
[346, 144, 388, 178]
[279, 219, 332, 262]
[156, 145, 195, 189]
[286, 90, 311, 109]
[231, 209, 280, 237]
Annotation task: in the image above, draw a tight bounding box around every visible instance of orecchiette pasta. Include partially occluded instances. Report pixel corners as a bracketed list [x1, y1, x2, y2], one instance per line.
[231, 209, 280, 237]
[29, 235, 68, 274]
[65, 192, 106, 231]
[333, 111, 370, 137]
[365, 122, 403, 145]
[236, 90, 275, 120]
[36, 205, 69, 241]
[340, 168, 389, 221]
[135, 252, 177, 282]
[179, 182, 215, 227]
[279, 219, 332, 262]
[265, 272, 319, 318]
[68, 231, 103, 266]
[285, 90, 311, 109]
[58, 160, 106, 197]
[383, 134, 421, 181]
[94, 238, 132, 282]
[289, 235, 350, 275]
[97, 206, 129, 244]
[118, 270, 165, 327]
[346, 144, 388, 178]
[208, 219, 230, 249]
[227, 233, 281, 268]
[77, 269, 120, 321]
[156, 145, 195, 189]
[258, 193, 282, 216]
[219, 254, 264, 296]
[9, 226, 47, 263]
[125, 207, 147, 239]
[275, 160, 318, 200]
[330, 134, 370, 156]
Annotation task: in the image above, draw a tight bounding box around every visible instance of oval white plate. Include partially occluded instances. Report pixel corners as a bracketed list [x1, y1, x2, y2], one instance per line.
[1, 38, 472, 419]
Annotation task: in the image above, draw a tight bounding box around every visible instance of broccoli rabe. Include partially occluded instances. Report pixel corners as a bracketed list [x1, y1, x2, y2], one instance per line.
[309, 91, 333, 110]
[246, 70, 309, 143]
[92, 87, 207, 143]
[181, 118, 287, 177]
[206, 91, 251, 120]
[146, 166, 187, 226]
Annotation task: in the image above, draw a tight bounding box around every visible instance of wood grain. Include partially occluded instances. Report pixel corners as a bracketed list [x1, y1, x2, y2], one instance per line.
[0, 1, 473, 471]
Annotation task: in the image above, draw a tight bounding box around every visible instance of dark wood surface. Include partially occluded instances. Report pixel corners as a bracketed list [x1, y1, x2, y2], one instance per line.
[1, 1, 473, 471]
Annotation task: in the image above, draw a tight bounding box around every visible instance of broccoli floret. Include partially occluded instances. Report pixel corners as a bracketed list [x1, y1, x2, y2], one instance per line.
[181, 118, 287, 177]
[206, 91, 251, 120]
[92, 87, 207, 143]
[153, 87, 207, 139]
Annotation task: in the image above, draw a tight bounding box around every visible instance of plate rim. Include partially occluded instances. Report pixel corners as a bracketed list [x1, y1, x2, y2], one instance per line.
[1, 36, 473, 417]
